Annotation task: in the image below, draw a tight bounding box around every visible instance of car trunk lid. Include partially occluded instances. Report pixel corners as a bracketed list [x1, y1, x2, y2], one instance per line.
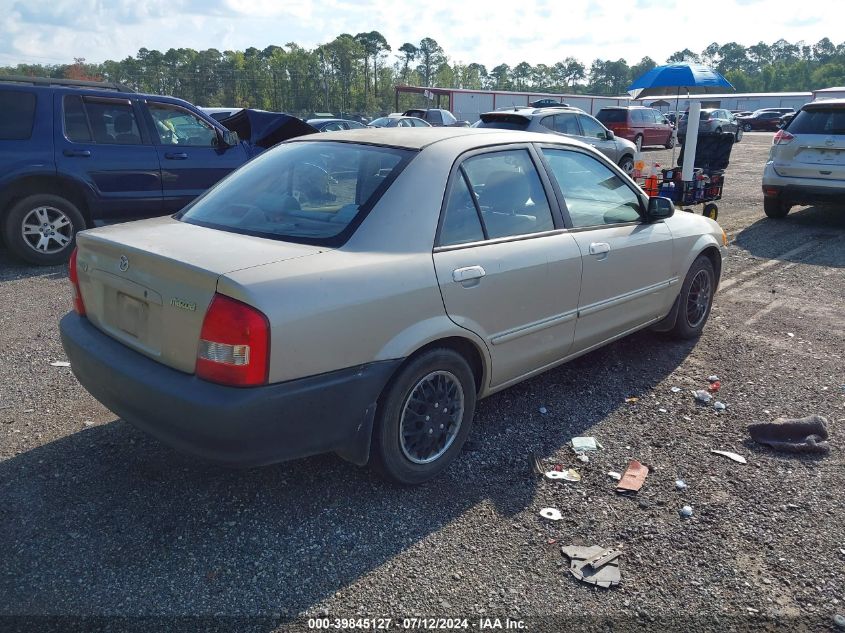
[75, 216, 327, 373]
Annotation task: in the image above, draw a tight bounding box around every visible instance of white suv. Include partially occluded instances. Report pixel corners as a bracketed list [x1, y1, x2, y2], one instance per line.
[762, 99, 845, 218]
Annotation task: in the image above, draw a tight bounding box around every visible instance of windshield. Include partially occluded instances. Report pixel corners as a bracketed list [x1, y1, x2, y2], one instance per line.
[178, 141, 414, 246]
[368, 117, 391, 127]
[596, 109, 626, 123]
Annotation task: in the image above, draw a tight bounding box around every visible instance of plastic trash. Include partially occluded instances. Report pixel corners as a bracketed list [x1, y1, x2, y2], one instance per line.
[708, 380, 721, 393]
[50, 361, 71, 367]
[539, 407, 548, 415]
[561, 545, 622, 588]
[671, 387, 682, 393]
[540, 508, 562, 521]
[545, 469, 581, 482]
[675, 479, 688, 490]
[710, 449, 747, 464]
[708, 375, 719, 383]
[714, 401, 726, 411]
[607, 471, 622, 481]
[571, 437, 600, 452]
[625, 397, 639, 404]
[680, 505, 694, 518]
[693, 390, 712, 404]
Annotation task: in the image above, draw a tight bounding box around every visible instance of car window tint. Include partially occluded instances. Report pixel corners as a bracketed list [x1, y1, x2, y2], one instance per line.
[461, 149, 554, 239]
[83, 99, 142, 145]
[440, 172, 485, 246]
[63, 95, 92, 143]
[0, 89, 37, 140]
[148, 103, 217, 146]
[540, 116, 556, 131]
[180, 141, 411, 244]
[554, 114, 581, 135]
[541, 149, 642, 228]
[596, 109, 625, 124]
[428, 111, 443, 125]
[789, 108, 845, 134]
[578, 115, 607, 139]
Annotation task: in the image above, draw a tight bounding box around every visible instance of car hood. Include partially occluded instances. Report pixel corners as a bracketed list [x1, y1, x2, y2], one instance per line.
[219, 109, 318, 154]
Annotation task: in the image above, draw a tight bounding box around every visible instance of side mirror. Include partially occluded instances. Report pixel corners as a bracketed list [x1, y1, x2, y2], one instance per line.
[646, 196, 674, 222]
[604, 129, 615, 140]
[219, 130, 240, 147]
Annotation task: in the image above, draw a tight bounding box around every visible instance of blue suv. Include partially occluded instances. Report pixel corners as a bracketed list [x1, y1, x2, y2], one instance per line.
[0, 77, 252, 265]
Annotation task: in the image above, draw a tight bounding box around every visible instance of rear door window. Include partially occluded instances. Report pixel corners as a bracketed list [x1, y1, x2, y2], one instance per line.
[554, 114, 581, 135]
[0, 89, 37, 140]
[64, 96, 143, 145]
[788, 108, 845, 134]
[427, 111, 443, 125]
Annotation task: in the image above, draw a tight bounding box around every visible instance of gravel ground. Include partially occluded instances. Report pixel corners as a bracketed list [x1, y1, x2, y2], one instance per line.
[1, 132, 843, 633]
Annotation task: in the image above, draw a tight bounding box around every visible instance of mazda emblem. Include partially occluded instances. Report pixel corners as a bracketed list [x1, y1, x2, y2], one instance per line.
[119, 255, 129, 272]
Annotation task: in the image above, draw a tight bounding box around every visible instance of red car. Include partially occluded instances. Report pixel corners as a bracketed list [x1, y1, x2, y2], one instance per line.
[595, 106, 675, 149]
[735, 110, 784, 132]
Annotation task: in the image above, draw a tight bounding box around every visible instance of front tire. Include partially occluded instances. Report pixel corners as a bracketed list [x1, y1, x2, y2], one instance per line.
[670, 255, 716, 339]
[618, 155, 634, 175]
[763, 197, 791, 219]
[634, 134, 644, 150]
[735, 128, 743, 143]
[664, 135, 675, 149]
[371, 348, 477, 484]
[4, 194, 85, 265]
[743, 123, 753, 132]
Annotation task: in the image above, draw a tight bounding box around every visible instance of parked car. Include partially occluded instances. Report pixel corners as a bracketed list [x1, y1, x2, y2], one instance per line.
[736, 110, 784, 132]
[475, 107, 637, 174]
[368, 115, 431, 128]
[595, 106, 675, 149]
[307, 118, 367, 132]
[529, 98, 569, 108]
[677, 108, 742, 143]
[0, 77, 316, 265]
[60, 128, 727, 483]
[201, 107, 243, 121]
[759, 108, 795, 116]
[402, 108, 469, 127]
[762, 99, 845, 218]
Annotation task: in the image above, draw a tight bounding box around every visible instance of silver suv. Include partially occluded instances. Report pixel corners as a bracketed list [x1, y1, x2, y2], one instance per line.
[475, 107, 638, 174]
[762, 99, 845, 218]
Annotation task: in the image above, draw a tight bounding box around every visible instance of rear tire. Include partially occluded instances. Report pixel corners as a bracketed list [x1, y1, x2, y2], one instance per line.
[735, 128, 743, 143]
[634, 134, 644, 150]
[3, 194, 85, 266]
[743, 123, 753, 132]
[670, 255, 715, 339]
[371, 348, 477, 485]
[763, 197, 791, 219]
[664, 135, 675, 149]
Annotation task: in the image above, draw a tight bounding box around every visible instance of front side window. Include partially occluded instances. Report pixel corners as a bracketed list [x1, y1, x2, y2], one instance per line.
[179, 141, 412, 245]
[578, 115, 607, 139]
[148, 102, 218, 146]
[542, 148, 642, 228]
[458, 149, 555, 240]
[0, 90, 36, 140]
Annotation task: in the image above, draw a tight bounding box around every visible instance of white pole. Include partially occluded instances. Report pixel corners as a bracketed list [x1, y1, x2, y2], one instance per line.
[681, 99, 701, 183]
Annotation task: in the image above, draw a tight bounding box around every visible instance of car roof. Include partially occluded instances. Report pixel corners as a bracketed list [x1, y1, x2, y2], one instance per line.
[805, 98, 845, 108]
[292, 126, 594, 151]
[482, 107, 585, 119]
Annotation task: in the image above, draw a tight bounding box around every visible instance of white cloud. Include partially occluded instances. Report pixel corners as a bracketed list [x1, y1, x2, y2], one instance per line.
[0, 0, 839, 69]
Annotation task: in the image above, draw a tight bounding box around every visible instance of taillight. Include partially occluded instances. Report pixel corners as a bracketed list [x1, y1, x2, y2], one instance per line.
[68, 247, 86, 316]
[196, 293, 270, 387]
[773, 130, 794, 145]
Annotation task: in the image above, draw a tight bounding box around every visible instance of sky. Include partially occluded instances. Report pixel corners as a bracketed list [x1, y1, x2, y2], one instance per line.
[0, 0, 838, 69]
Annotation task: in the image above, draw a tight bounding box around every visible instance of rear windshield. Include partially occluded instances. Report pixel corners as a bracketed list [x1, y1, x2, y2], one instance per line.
[788, 108, 845, 135]
[595, 109, 626, 123]
[178, 141, 414, 246]
[0, 89, 37, 140]
[477, 114, 529, 130]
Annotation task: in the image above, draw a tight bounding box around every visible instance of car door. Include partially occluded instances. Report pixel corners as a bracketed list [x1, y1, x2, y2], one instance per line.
[576, 114, 619, 161]
[538, 146, 675, 353]
[143, 100, 249, 214]
[432, 146, 583, 388]
[55, 93, 163, 220]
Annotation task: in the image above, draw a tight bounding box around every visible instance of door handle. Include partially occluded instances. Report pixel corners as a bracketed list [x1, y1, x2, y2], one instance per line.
[63, 149, 91, 157]
[589, 242, 611, 256]
[452, 265, 486, 282]
[164, 152, 188, 160]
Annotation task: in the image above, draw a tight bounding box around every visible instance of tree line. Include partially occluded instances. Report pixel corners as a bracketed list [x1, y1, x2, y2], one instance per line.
[1, 35, 843, 117]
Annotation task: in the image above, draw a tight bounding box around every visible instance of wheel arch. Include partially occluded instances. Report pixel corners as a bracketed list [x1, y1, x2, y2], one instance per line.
[0, 175, 93, 228]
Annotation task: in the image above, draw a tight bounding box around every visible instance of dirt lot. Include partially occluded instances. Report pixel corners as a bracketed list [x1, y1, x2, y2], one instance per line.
[1, 132, 843, 632]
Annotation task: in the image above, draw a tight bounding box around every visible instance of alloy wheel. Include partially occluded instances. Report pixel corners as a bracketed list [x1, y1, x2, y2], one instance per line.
[399, 370, 465, 464]
[20, 206, 74, 255]
[686, 269, 712, 328]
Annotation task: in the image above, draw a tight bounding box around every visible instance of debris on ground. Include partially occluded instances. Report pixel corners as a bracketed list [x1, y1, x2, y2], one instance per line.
[616, 460, 648, 494]
[530, 453, 544, 476]
[571, 436, 601, 452]
[833, 614, 845, 630]
[539, 407, 548, 415]
[714, 401, 727, 412]
[680, 505, 694, 518]
[748, 414, 831, 454]
[671, 386, 682, 393]
[708, 375, 719, 383]
[710, 449, 748, 464]
[693, 390, 713, 404]
[607, 471, 622, 481]
[561, 546, 622, 588]
[625, 397, 639, 404]
[787, 332, 795, 338]
[50, 361, 71, 367]
[576, 454, 589, 463]
[675, 479, 688, 490]
[545, 469, 581, 482]
[540, 508, 562, 521]
[708, 380, 721, 392]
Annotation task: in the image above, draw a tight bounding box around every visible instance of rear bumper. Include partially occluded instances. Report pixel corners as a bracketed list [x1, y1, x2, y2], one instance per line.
[762, 164, 845, 206]
[60, 313, 401, 467]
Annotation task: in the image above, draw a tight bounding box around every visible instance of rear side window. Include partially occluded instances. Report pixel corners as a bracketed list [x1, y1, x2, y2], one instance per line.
[64, 96, 142, 145]
[459, 149, 554, 240]
[0, 90, 37, 140]
[427, 111, 443, 125]
[789, 108, 845, 134]
[596, 109, 626, 124]
[179, 141, 413, 246]
[477, 114, 530, 131]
